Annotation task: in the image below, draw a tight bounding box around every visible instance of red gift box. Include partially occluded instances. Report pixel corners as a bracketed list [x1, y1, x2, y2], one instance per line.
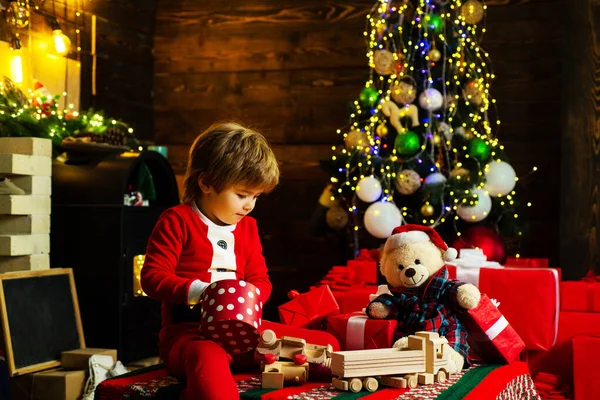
[504, 257, 549, 268]
[525, 311, 600, 387]
[338, 285, 379, 314]
[278, 285, 339, 329]
[561, 271, 600, 312]
[347, 260, 377, 285]
[573, 335, 600, 400]
[200, 279, 262, 354]
[461, 294, 525, 363]
[447, 264, 559, 351]
[326, 312, 397, 350]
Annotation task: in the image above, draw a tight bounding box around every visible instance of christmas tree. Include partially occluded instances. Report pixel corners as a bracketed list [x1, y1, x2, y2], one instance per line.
[321, 0, 531, 261]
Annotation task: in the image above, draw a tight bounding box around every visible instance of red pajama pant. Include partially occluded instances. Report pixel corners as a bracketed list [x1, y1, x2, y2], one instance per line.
[162, 321, 340, 400]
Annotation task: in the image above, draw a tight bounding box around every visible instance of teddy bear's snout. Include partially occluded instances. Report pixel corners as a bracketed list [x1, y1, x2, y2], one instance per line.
[405, 267, 416, 278]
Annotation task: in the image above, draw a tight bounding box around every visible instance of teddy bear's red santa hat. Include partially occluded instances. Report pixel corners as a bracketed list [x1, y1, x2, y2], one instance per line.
[381, 224, 458, 265]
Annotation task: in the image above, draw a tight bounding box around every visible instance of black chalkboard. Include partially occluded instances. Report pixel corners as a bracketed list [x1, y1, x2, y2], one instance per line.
[0, 268, 85, 376]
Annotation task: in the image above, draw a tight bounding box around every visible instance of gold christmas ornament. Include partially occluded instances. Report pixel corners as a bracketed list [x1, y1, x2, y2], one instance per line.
[376, 123, 389, 137]
[428, 49, 441, 62]
[344, 129, 370, 150]
[6, 1, 30, 29]
[376, 24, 386, 35]
[326, 206, 349, 230]
[444, 94, 457, 110]
[461, 0, 485, 25]
[463, 80, 485, 105]
[391, 80, 417, 105]
[421, 203, 435, 217]
[373, 50, 395, 75]
[450, 167, 471, 181]
[394, 169, 421, 195]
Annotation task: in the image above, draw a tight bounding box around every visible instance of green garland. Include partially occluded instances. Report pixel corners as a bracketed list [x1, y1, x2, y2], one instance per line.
[0, 77, 136, 153]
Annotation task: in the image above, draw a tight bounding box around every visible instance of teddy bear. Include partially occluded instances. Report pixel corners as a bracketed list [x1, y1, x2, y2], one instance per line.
[366, 224, 481, 374]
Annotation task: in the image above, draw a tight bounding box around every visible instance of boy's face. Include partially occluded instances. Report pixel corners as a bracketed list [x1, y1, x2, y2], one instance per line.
[199, 183, 262, 226]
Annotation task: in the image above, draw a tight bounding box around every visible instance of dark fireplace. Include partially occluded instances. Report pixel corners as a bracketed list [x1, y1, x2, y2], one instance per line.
[51, 149, 179, 362]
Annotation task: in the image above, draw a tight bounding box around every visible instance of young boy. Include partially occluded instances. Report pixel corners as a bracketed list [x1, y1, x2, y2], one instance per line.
[141, 122, 279, 399]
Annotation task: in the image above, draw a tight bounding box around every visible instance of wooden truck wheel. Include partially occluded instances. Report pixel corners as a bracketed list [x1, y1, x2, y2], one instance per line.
[363, 377, 378, 392]
[349, 378, 363, 392]
[436, 370, 447, 383]
[405, 374, 418, 389]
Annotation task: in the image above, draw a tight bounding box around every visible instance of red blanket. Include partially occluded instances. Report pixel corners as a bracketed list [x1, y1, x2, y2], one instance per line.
[96, 362, 538, 400]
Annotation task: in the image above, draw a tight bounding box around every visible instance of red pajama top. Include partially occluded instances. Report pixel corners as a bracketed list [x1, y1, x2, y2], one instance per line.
[140, 204, 272, 351]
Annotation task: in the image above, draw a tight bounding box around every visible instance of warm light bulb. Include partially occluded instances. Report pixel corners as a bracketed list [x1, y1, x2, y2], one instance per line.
[10, 53, 23, 83]
[53, 29, 71, 56]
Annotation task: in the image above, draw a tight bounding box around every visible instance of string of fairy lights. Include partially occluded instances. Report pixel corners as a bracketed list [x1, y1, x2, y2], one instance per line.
[1, 0, 136, 147]
[327, 0, 536, 256]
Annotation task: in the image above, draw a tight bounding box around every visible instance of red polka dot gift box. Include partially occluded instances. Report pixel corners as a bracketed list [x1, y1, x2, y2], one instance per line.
[199, 279, 263, 354]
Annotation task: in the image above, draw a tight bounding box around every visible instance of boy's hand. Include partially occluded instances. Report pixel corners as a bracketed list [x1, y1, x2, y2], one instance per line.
[188, 280, 210, 305]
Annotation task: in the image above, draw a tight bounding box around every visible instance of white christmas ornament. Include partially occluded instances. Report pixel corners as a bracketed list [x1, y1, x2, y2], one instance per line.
[418, 88, 443, 111]
[483, 161, 516, 196]
[457, 187, 492, 222]
[424, 172, 447, 186]
[364, 201, 403, 239]
[356, 176, 382, 203]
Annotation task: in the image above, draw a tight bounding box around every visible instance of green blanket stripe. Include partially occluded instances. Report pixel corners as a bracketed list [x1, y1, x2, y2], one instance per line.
[435, 365, 500, 400]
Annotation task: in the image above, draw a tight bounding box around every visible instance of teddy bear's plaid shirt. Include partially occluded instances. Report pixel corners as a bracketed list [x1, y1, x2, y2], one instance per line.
[367, 266, 470, 363]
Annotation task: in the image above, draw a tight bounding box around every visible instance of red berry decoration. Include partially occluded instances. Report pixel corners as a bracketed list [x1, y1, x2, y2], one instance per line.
[293, 354, 308, 365]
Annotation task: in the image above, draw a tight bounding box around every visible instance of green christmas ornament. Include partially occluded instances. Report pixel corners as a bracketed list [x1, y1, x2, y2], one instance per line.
[395, 131, 421, 155]
[468, 138, 490, 161]
[425, 14, 444, 33]
[359, 87, 379, 108]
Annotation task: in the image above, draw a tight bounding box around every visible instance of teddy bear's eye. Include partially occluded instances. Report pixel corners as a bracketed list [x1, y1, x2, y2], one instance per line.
[415, 259, 421, 265]
[397, 264, 405, 271]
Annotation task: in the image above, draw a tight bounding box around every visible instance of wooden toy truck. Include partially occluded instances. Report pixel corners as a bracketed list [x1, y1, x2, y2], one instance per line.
[331, 331, 452, 393]
[255, 329, 333, 389]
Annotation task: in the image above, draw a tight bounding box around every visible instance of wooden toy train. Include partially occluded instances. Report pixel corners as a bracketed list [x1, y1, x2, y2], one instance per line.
[255, 329, 333, 389]
[331, 331, 452, 392]
[255, 329, 451, 392]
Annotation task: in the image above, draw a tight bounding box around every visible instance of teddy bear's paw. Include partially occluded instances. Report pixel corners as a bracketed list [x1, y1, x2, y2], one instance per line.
[392, 337, 409, 349]
[447, 347, 465, 374]
[457, 283, 481, 310]
[367, 302, 391, 319]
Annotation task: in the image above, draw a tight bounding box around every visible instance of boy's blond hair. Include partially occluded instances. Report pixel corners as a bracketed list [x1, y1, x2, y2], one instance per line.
[181, 122, 279, 204]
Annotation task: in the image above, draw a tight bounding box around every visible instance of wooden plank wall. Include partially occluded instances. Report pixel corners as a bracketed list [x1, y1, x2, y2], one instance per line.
[560, 0, 600, 280]
[79, 0, 157, 141]
[154, 0, 565, 314]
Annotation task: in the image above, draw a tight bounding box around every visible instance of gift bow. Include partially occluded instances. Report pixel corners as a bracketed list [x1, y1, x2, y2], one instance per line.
[447, 248, 503, 286]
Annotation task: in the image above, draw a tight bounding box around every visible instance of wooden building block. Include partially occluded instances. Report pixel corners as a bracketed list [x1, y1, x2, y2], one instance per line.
[418, 373, 434, 385]
[0, 154, 52, 176]
[0, 234, 49, 256]
[10, 175, 52, 195]
[11, 368, 86, 400]
[0, 254, 49, 272]
[61, 348, 117, 370]
[262, 372, 284, 389]
[0, 215, 50, 234]
[0, 195, 51, 215]
[0, 137, 53, 157]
